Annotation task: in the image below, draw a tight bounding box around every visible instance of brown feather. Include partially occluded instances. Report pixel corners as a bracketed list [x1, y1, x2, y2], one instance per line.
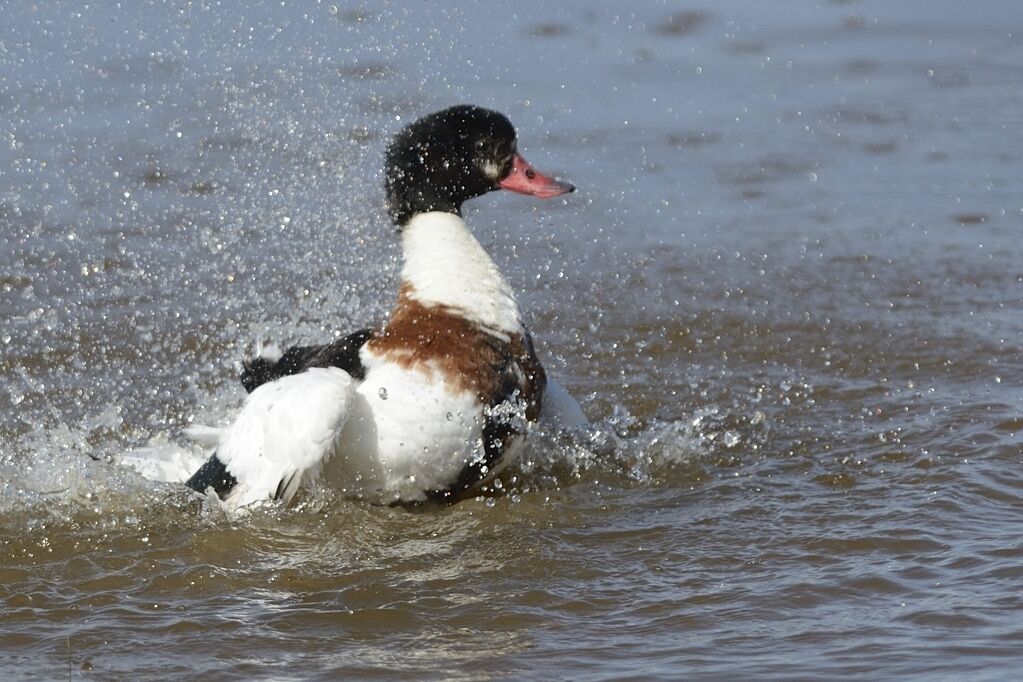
[367, 283, 545, 418]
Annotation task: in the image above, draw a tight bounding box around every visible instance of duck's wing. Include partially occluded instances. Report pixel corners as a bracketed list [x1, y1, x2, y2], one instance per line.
[541, 378, 588, 429]
[240, 329, 373, 392]
[186, 366, 356, 509]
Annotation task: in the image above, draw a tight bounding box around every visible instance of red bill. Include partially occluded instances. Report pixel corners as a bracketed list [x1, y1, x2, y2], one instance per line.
[498, 152, 575, 198]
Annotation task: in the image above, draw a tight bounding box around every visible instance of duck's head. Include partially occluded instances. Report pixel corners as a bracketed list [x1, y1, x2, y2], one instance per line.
[385, 104, 575, 227]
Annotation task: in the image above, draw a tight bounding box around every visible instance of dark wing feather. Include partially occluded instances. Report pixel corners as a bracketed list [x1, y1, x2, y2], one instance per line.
[241, 329, 373, 392]
[185, 453, 238, 497]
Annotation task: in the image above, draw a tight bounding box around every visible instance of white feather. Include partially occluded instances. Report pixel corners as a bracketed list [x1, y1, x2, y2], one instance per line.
[215, 367, 355, 508]
[254, 338, 283, 362]
[328, 351, 487, 503]
[541, 378, 588, 429]
[401, 212, 522, 336]
[182, 424, 225, 448]
[119, 437, 207, 483]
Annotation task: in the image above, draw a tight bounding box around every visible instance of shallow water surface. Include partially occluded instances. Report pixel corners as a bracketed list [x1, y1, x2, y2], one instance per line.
[2, 1, 1022, 678]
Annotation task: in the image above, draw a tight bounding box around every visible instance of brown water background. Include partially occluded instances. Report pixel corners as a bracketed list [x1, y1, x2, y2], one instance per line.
[1, 1, 1022, 678]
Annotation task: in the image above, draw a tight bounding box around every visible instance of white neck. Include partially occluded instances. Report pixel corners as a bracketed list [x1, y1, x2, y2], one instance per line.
[400, 211, 522, 336]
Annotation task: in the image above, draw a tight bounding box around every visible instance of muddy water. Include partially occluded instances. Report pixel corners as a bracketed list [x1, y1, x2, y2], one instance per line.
[2, 1, 1022, 678]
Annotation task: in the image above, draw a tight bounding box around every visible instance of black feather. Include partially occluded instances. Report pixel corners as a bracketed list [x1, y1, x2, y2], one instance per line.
[185, 454, 238, 498]
[241, 329, 373, 392]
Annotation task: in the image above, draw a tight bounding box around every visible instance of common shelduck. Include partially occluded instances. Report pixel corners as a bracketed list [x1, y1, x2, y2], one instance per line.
[183, 105, 586, 508]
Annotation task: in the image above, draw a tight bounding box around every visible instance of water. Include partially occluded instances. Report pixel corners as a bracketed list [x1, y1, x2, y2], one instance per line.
[2, 0, 1022, 677]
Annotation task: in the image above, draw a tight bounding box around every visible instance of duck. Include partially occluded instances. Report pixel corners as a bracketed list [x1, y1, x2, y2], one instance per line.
[182, 104, 587, 508]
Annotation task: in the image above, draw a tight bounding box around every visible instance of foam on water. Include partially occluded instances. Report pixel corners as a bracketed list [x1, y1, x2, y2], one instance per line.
[2, 386, 758, 523]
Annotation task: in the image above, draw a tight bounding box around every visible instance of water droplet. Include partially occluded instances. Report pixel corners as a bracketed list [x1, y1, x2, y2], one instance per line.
[445, 411, 453, 421]
[378, 387, 388, 400]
